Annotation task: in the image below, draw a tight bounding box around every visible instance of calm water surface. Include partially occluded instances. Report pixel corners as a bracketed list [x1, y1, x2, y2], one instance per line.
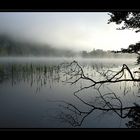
[0, 57, 139, 128]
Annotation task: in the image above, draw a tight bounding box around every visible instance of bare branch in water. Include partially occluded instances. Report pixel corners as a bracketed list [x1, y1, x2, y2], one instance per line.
[55, 61, 140, 127]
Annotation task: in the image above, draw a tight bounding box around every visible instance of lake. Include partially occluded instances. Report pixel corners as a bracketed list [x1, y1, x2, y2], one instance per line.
[0, 57, 139, 128]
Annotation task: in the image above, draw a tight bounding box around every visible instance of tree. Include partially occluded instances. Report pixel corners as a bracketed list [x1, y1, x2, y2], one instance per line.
[108, 12, 140, 33]
[81, 51, 88, 57]
[108, 12, 140, 64]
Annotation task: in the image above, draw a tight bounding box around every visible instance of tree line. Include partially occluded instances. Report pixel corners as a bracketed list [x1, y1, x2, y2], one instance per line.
[0, 34, 136, 58]
[0, 34, 76, 57]
[80, 49, 136, 58]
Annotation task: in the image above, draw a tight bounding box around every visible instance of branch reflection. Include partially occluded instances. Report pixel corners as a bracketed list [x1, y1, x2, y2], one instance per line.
[55, 61, 140, 128]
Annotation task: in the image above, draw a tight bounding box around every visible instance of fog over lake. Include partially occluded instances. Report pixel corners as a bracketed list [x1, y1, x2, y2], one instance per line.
[0, 12, 140, 128]
[0, 57, 139, 128]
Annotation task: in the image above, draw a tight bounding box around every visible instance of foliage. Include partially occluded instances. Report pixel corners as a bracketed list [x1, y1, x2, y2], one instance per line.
[108, 12, 140, 64]
[108, 12, 140, 33]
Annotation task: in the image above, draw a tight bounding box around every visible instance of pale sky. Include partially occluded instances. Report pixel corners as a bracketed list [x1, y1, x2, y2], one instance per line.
[0, 12, 140, 52]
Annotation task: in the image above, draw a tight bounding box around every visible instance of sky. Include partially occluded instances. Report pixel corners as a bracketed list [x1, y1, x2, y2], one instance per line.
[0, 12, 140, 52]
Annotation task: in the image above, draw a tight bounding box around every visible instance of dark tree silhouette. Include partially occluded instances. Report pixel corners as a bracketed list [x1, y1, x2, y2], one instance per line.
[108, 12, 140, 33]
[108, 12, 140, 64]
[126, 104, 140, 128]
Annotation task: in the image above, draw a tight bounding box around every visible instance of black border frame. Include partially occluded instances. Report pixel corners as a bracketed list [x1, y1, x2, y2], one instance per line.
[0, 0, 140, 133]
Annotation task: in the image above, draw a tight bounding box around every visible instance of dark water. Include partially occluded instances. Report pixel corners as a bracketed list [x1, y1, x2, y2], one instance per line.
[0, 57, 139, 128]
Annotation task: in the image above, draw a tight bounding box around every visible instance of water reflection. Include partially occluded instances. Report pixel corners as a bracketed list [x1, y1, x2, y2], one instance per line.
[126, 104, 140, 128]
[0, 59, 140, 128]
[0, 63, 61, 92]
[54, 84, 140, 128]
[51, 61, 140, 128]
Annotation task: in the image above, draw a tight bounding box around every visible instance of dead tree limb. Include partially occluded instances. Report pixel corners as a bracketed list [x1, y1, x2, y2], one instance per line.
[55, 61, 140, 127]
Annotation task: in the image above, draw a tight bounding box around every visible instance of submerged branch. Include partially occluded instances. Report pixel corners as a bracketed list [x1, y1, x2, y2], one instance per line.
[60, 61, 140, 94]
[57, 60, 140, 127]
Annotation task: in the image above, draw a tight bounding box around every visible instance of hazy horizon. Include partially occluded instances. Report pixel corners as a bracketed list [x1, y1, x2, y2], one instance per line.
[1, 12, 140, 52]
[0, 12, 140, 128]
